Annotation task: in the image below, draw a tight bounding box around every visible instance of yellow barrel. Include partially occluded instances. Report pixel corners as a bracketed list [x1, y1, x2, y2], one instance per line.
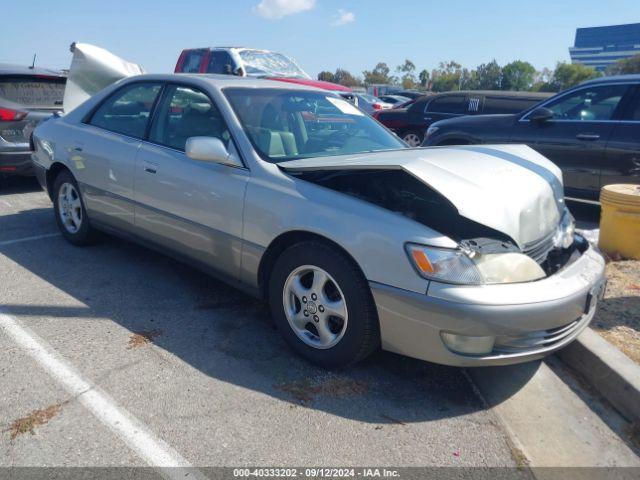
[599, 184, 640, 259]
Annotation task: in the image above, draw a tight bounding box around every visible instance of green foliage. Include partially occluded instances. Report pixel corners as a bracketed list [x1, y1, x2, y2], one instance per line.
[607, 54, 640, 74]
[430, 61, 463, 92]
[317, 71, 335, 83]
[317, 69, 362, 87]
[549, 62, 601, 90]
[418, 69, 429, 88]
[475, 59, 502, 90]
[502, 61, 536, 91]
[396, 59, 417, 89]
[363, 62, 396, 85]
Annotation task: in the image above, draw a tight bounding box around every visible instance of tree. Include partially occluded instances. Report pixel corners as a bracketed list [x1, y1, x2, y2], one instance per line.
[550, 62, 601, 90]
[475, 59, 502, 90]
[317, 71, 335, 83]
[333, 68, 362, 87]
[418, 69, 430, 88]
[363, 62, 396, 85]
[607, 54, 640, 74]
[396, 59, 417, 89]
[501, 60, 536, 91]
[430, 61, 463, 92]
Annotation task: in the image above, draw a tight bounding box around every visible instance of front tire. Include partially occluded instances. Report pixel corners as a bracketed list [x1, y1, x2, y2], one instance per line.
[269, 241, 380, 368]
[53, 170, 96, 246]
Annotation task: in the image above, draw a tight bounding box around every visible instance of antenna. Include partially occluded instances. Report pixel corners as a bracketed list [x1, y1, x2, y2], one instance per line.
[29, 54, 36, 69]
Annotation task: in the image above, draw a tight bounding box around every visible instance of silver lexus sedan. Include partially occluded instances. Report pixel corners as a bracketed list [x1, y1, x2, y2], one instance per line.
[31, 74, 606, 368]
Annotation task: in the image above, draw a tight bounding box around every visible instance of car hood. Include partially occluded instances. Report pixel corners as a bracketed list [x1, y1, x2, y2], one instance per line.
[63, 43, 144, 113]
[278, 144, 565, 247]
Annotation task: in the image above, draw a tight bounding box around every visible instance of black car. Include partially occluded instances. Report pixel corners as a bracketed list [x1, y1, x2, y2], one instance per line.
[374, 90, 551, 147]
[424, 75, 640, 202]
[0, 64, 66, 177]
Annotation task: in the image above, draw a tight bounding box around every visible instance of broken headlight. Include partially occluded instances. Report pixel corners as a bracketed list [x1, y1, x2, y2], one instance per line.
[406, 244, 545, 285]
[553, 209, 575, 250]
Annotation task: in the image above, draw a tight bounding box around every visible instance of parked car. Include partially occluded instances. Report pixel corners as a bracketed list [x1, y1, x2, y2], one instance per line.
[392, 90, 426, 100]
[424, 76, 640, 202]
[355, 93, 393, 114]
[0, 64, 66, 177]
[379, 95, 412, 108]
[374, 90, 551, 147]
[32, 74, 605, 368]
[175, 47, 351, 94]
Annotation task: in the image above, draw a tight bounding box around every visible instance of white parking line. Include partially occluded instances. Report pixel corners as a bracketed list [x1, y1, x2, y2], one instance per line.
[0, 310, 207, 480]
[0, 233, 61, 246]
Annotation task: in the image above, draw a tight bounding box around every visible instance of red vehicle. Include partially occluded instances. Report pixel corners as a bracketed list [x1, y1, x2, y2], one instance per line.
[175, 47, 351, 94]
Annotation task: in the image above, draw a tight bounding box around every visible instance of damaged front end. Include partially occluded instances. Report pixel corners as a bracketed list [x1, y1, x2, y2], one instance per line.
[283, 157, 582, 286]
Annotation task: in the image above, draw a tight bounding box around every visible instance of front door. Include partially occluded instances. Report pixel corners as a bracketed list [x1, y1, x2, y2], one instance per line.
[133, 83, 250, 280]
[511, 83, 631, 200]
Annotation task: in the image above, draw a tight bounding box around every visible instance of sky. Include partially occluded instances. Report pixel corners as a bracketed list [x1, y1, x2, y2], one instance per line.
[2, 0, 640, 77]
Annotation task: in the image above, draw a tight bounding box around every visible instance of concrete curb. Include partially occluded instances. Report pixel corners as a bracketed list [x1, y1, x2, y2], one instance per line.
[558, 327, 640, 424]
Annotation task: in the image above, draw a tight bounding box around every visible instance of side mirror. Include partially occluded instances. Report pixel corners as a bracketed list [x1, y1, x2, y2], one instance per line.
[528, 107, 554, 123]
[185, 137, 243, 168]
[234, 66, 245, 77]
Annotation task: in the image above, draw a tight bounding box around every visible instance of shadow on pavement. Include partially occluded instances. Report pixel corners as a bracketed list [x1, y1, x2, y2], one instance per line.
[0, 176, 42, 196]
[0, 206, 540, 424]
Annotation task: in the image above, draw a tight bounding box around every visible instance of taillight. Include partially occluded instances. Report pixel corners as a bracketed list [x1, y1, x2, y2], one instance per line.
[372, 103, 382, 110]
[0, 108, 27, 122]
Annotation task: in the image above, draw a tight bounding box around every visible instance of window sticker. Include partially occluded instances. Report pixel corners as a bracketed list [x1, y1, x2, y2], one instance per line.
[326, 96, 364, 116]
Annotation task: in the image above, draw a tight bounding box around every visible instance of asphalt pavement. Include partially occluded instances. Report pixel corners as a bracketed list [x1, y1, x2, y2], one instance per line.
[0, 176, 637, 475]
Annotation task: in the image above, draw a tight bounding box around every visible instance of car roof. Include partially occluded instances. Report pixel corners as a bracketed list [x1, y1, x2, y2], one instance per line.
[431, 90, 551, 98]
[580, 74, 640, 85]
[0, 63, 66, 77]
[126, 73, 330, 92]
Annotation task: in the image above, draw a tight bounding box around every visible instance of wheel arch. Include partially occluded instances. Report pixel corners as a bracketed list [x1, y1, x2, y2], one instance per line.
[45, 162, 73, 200]
[257, 230, 368, 301]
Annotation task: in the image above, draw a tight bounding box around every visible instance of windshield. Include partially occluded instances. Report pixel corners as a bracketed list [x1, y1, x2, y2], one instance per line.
[224, 88, 406, 163]
[238, 50, 310, 78]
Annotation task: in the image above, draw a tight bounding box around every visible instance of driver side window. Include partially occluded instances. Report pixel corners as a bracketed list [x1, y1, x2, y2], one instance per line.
[545, 84, 628, 121]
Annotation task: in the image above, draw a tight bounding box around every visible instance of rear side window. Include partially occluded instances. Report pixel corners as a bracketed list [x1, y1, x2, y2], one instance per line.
[207, 51, 235, 75]
[0, 75, 66, 107]
[426, 95, 467, 114]
[482, 97, 539, 114]
[149, 85, 231, 151]
[181, 50, 207, 73]
[89, 83, 162, 139]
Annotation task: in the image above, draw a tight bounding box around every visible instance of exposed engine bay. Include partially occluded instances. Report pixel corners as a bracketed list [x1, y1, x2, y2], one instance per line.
[287, 168, 584, 276]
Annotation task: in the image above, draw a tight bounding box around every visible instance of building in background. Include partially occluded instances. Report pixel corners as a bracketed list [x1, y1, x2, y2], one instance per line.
[569, 23, 640, 72]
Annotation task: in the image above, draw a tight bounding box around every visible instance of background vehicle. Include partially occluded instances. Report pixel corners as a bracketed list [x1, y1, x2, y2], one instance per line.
[32, 74, 604, 369]
[375, 90, 551, 147]
[355, 93, 393, 113]
[175, 47, 351, 93]
[0, 64, 66, 177]
[379, 94, 411, 107]
[424, 75, 640, 202]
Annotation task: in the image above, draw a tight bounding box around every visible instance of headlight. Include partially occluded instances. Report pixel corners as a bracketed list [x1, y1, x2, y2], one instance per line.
[406, 244, 482, 284]
[553, 209, 575, 249]
[406, 244, 546, 285]
[426, 126, 439, 137]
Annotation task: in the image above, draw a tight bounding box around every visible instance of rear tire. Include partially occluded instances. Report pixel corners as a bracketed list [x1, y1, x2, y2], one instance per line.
[52, 170, 96, 246]
[401, 130, 424, 147]
[268, 241, 380, 368]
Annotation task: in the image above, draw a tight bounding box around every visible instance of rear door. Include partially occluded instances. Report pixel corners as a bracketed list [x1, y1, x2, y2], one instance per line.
[510, 83, 631, 200]
[603, 84, 640, 188]
[72, 81, 162, 230]
[134, 83, 250, 279]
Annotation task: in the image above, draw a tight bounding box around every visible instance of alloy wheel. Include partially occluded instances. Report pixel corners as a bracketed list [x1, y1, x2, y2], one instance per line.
[57, 182, 82, 234]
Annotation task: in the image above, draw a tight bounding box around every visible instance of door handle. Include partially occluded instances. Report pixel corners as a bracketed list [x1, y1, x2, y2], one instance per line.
[144, 166, 157, 174]
[73, 146, 83, 152]
[576, 133, 600, 141]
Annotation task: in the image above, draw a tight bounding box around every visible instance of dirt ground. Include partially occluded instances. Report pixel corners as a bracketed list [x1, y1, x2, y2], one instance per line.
[591, 259, 640, 364]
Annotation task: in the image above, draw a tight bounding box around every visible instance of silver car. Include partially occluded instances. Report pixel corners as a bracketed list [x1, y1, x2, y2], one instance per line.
[31, 74, 606, 368]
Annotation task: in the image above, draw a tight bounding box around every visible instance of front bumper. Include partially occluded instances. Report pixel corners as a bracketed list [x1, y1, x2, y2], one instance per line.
[0, 150, 34, 176]
[371, 244, 606, 366]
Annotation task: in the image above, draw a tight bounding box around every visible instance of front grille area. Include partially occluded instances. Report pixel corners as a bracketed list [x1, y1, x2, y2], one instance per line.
[523, 230, 556, 264]
[493, 320, 580, 353]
